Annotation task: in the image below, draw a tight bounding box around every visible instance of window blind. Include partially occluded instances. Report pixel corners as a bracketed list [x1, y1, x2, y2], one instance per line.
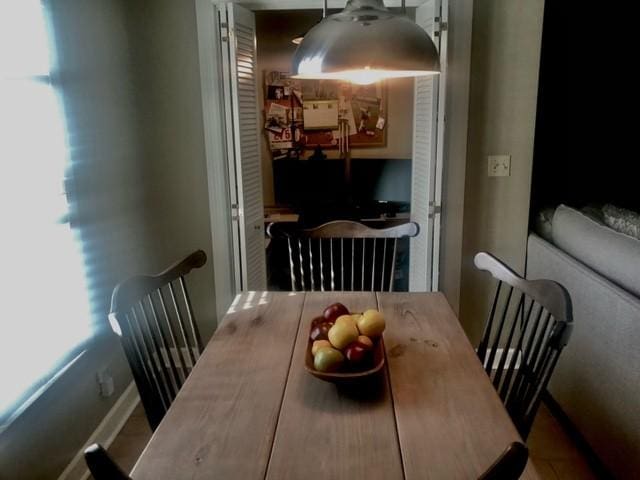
[0, 0, 93, 428]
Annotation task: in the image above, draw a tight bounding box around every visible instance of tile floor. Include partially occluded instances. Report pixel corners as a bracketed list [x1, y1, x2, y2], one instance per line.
[107, 402, 601, 479]
[527, 404, 600, 479]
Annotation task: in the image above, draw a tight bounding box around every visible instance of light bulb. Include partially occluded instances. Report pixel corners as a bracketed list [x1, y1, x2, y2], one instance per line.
[294, 66, 438, 84]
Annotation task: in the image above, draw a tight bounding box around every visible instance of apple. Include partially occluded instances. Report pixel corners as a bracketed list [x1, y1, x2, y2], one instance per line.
[335, 314, 356, 327]
[328, 321, 359, 350]
[357, 335, 374, 350]
[311, 315, 330, 328]
[310, 321, 332, 341]
[312, 339, 332, 356]
[323, 303, 350, 323]
[344, 342, 368, 363]
[357, 309, 386, 337]
[351, 313, 362, 324]
[314, 347, 344, 372]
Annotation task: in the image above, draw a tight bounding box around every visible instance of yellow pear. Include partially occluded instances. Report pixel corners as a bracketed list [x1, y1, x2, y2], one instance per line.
[357, 309, 386, 337]
[328, 321, 359, 350]
[335, 314, 355, 326]
[312, 339, 332, 356]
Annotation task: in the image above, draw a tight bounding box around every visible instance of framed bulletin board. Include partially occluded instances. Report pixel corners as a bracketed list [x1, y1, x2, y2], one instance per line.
[263, 71, 387, 153]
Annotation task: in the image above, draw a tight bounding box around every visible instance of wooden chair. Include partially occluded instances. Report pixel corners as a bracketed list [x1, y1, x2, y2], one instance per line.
[109, 250, 207, 430]
[84, 444, 132, 480]
[267, 220, 419, 292]
[474, 252, 573, 438]
[478, 442, 529, 480]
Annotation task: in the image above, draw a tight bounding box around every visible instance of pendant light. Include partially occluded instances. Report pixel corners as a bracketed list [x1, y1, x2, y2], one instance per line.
[292, 0, 440, 85]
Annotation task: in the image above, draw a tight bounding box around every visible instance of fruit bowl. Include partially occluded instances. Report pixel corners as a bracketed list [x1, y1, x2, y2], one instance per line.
[305, 331, 386, 383]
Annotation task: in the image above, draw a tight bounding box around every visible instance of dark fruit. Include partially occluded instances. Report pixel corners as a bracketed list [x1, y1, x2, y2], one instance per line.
[323, 303, 350, 323]
[344, 342, 368, 363]
[311, 315, 330, 328]
[310, 322, 332, 341]
[357, 335, 374, 350]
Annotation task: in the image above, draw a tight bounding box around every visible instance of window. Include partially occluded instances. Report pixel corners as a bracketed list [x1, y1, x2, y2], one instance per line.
[0, 1, 93, 427]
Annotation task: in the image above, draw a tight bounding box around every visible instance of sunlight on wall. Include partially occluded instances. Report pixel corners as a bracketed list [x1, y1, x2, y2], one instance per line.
[0, 0, 92, 421]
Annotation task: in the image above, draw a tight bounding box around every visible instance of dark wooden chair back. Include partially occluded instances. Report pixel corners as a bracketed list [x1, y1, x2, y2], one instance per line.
[84, 444, 132, 480]
[109, 250, 207, 430]
[474, 252, 573, 438]
[478, 442, 529, 480]
[267, 220, 419, 292]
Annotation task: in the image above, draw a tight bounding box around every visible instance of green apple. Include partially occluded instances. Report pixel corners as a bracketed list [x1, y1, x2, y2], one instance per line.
[314, 347, 344, 372]
[357, 309, 386, 337]
[312, 339, 332, 356]
[328, 321, 359, 350]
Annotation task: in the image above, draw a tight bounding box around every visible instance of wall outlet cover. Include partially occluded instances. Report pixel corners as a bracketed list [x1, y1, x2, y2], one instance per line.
[97, 370, 115, 398]
[488, 155, 511, 177]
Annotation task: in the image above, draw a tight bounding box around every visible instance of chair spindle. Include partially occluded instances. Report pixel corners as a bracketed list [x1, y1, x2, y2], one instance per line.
[156, 288, 189, 383]
[266, 221, 419, 293]
[145, 294, 182, 393]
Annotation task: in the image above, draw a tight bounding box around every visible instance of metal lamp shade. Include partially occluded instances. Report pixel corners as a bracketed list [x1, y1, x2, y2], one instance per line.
[292, 0, 440, 84]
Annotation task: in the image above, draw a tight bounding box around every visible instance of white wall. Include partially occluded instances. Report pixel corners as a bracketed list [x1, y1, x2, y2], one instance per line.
[126, 0, 220, 342]
[458, 0, 545, 342]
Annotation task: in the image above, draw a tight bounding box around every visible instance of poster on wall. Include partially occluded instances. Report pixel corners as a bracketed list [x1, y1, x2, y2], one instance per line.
[302, 100, 339, 130]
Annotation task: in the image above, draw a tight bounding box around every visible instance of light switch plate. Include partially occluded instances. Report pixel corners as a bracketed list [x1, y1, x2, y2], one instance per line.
[488, 155, 511, 177]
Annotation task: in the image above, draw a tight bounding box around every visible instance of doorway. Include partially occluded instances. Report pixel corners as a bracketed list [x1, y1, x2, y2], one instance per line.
[204, 0, 447, 293]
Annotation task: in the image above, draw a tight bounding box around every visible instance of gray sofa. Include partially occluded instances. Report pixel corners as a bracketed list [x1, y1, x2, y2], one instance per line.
[526, 205, 640, 479]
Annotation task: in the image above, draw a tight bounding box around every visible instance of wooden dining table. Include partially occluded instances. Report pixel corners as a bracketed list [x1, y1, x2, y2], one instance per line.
[132, 292, 539, 479]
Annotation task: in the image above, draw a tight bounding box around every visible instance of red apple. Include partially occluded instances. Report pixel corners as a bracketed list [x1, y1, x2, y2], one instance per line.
[310, 322, 332, 341]
[323, 303, 350, 323]
[357, 335, 374, 350]
[344, 341, 368, 363]
[311, 316, 329, 328]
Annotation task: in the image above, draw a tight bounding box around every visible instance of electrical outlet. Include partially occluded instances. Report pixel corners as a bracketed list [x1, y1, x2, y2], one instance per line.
[488, 155, 511, 177]
[97, 370, 115, 398]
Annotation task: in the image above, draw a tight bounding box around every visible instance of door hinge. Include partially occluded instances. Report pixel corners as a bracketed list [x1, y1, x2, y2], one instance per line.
[428, 202, 442, 218]
[220, 22, 229, 41]
[433, 18, 448, 37]
[231, 203, 239, 221]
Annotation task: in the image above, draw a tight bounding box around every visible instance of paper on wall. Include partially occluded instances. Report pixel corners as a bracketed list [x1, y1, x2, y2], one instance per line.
[268, 128, 293, 150]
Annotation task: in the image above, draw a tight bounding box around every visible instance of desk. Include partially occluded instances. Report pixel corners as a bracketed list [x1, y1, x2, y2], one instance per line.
[132, 292, 538, 479]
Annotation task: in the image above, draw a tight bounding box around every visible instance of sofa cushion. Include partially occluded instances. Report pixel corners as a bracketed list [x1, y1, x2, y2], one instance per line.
[603, 204, 640, 240]
[552, 204, 640, 297]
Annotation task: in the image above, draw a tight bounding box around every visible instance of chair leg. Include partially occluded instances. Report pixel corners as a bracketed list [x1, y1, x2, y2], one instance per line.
[84, 444, 132, 480]
[478, 442, 529, 480]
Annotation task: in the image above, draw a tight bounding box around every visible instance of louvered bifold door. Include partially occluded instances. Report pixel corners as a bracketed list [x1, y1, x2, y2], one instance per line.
[409, 0, 444, 292]
[220, 3, 266, 291]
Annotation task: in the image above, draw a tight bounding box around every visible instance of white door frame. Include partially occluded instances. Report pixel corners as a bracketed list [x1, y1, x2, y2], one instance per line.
[195, 0, 237, 318]
[195, 0, 473, 300]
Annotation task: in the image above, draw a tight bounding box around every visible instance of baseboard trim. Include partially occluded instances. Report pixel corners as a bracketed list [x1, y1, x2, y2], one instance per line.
[58, 382, 140, 480]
